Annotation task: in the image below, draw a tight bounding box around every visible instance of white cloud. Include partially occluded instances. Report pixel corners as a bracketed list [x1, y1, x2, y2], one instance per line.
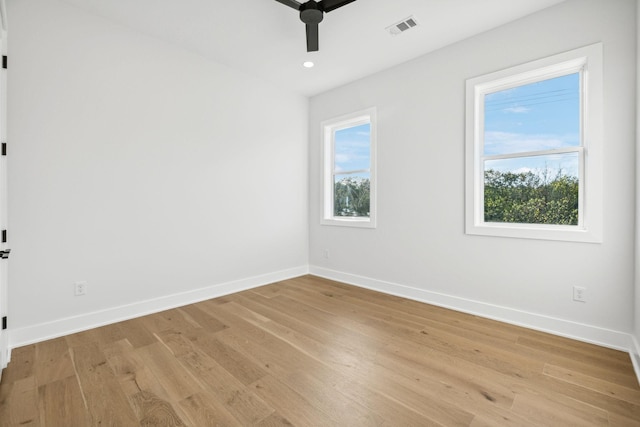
[513, 167, 534, 174]
[335, 153, 351, 164]
[503, 106, 530, 114]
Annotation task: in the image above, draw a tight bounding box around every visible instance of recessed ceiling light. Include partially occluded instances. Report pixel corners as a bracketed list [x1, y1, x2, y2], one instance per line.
[303, 61, 314, 68]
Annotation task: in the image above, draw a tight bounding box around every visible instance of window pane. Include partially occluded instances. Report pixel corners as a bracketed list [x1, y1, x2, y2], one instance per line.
[484, 73, 580, 156]
[335, 123, 370, 172]
[484, 152, 579, 225]
[334, 173, 370, 217]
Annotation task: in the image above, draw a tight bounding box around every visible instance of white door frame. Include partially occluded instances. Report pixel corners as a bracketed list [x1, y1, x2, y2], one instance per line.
[0, 0, 9, 375]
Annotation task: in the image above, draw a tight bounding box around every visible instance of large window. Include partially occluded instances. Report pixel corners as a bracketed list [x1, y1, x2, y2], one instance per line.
[465, 44, 602, 242]
[322, 108, 376, 228]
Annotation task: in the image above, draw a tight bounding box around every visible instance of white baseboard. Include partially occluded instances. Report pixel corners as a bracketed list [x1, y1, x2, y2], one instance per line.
[309, 266, 633, 352]
[9, 266, 309, 349]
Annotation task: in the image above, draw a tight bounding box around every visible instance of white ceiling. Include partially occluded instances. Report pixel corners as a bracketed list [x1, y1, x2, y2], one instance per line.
[59, 0, 566, 96]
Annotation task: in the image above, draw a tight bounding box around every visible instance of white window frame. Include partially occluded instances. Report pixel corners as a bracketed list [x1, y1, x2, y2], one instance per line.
[321, 107, 377, 228]
[465, 43, 603, 243]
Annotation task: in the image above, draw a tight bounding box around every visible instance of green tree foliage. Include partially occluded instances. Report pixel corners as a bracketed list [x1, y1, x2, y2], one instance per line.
[334, 177, 370, 217]
[484, 169, 578, 225]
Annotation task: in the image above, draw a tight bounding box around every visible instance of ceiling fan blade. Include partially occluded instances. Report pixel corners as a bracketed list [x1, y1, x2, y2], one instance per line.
[306, 23, 319, 52]
[318, 0, 356, 13]
[274, 0, 302, 11]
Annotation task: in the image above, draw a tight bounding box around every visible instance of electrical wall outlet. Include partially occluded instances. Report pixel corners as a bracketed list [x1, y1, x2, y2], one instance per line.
[573, 285, 586, 302]
[74, 281, 87, 296]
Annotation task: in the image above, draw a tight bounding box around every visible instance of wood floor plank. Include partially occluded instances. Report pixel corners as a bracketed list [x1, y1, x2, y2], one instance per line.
[64, 328, 101, 349]
[544, 363, 640, 404]
[158, 329, 275, 425]
[248, 282, 287, 299]
[1, 344, 35, 384]
[115, 318, 158, 348]
[469, 407, 540, 427]
[242, 291, 389, 352]
[512, 362, 640, 422]
[178, 391, 242, 426]
[134, 341, 202, 403]
[519, 335, 634, 376]
[280, 369, 385, 426]
[516, 339, 639, 389]
[608, 411, 640, 426]
[250, 374, 338, 426]
[34, 338, 75, 387]
[255, 412, 295, 427]
[376, 339, 517, 412]
[510, 392, 610, 426]
[70, 342, 140, 426]
[187, 329, 268, 386]
[92, 322, 129, 348]
[296, 284, 520, 350]
[129, 390, 187, 426]
[102, 338, 193, 425]
[38, 376, 90, 427]
[214, 322, 409, 425]
[1, 275, 638, 426]
[103, 339, 171, 400]
[178, 304, 228, 333]
[231, 294, 376, 370]
[333, 375, 444, 427]
[6, 376, 40, 426]
[139, 307, 201, 336]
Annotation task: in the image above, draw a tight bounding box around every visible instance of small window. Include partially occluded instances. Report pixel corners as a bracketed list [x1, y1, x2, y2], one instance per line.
[321, 108, 376, 228]
[465, 44, 603, 242]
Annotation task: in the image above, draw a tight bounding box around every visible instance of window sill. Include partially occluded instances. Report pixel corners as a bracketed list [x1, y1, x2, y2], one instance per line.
[466, 222, 601, 243]
[321, 217, 376, 229]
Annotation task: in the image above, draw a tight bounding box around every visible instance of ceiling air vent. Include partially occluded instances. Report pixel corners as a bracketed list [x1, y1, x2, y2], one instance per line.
[386, 16, 419, 36]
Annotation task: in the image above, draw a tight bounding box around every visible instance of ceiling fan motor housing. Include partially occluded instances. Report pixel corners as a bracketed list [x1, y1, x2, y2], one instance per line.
[300, 2, 323, 24]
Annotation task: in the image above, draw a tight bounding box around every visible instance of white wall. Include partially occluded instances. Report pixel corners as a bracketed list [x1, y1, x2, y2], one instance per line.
[310, 0, 636, 350]
[6, 0, 308, 345]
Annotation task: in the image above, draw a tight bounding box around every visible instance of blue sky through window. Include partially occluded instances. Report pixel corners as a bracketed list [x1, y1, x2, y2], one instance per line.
[484, 73, 580, 178]
[334, 123, 371, 178]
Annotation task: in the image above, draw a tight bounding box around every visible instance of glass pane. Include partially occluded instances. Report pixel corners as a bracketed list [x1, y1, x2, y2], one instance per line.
[484, 73, 580, 156]
[484, 152, 579, 225]
[334, 172, 370, 217]
[335, 123, 370, 172]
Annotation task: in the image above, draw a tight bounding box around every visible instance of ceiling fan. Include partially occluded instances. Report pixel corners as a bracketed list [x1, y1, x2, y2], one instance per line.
[275, 0, 357, 52]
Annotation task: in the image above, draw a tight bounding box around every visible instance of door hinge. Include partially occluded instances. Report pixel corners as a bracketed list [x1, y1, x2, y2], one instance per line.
[2, 230, 6, 243]
[2, 317, 6, 330]
[1, 143, 5, 156]
[2, 56, 7, 69]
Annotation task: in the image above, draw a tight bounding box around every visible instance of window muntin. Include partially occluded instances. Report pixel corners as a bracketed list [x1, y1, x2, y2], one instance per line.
[322, 108, 376, 227]
[465, 43, 603, 242]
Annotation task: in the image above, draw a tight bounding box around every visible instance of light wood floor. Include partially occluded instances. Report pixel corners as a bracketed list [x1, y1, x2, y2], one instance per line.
[1, 275, 639, 426]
